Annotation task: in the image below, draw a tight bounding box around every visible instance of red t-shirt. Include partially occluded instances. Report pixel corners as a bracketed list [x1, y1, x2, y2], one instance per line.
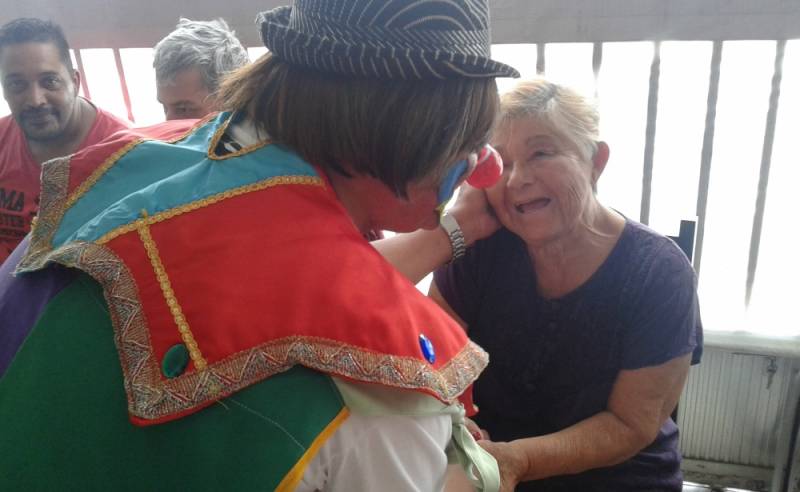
[0, 101, 130, 264]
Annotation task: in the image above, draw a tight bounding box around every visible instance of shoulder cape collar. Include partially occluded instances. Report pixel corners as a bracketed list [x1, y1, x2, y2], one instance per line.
[17, 113, 487, 425]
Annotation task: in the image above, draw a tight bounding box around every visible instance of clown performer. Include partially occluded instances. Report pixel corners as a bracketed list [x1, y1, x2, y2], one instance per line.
[0, 1, 520, 491]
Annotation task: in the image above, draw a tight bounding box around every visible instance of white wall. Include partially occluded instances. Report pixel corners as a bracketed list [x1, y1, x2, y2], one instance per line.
[3, 0, 800, 48]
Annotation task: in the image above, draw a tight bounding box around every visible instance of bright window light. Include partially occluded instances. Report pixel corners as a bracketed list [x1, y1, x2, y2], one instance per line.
[2, 37, 796, 338]
[545, 42, 595, 98]
[490, 43, 537, 95]
[119, 48, 162, 126]
[699, 41, 775, 333]
[596, 41, 654, 221]
[746, 40, 800, 337]
[79, 49, 131, 123]
[649, 41, 712, 238]
[248, 47, 268, 62]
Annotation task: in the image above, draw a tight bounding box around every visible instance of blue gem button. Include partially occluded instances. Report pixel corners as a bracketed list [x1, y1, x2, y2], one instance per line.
[419, 334, 436, 364]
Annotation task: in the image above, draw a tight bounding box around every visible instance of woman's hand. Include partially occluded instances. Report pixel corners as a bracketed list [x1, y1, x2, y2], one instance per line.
[448, 184, 500, 246]
[478, 440, 528, 492]
[464, 417, 490, 441]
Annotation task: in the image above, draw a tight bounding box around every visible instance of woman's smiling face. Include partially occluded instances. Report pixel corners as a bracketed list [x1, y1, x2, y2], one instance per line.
[487, 116, 597, 247]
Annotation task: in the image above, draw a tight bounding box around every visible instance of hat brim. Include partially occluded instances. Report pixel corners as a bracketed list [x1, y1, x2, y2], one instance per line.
[257, 7, 520, 80]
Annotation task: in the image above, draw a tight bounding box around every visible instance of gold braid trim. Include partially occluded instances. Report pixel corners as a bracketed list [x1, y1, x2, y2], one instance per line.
[64, 116, 214, 212]
[137, 210, 207, 371]
[96, 175, 323, 245]
[16, 238, 489, 422]
[206, 113, 269, 160]
[64, 138, 142, 211]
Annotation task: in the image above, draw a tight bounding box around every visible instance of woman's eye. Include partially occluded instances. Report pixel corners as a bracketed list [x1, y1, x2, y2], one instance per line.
[532, 150, 555, 160]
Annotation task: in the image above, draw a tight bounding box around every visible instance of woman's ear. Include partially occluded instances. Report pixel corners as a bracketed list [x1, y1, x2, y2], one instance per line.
[591, 141, 610, 184]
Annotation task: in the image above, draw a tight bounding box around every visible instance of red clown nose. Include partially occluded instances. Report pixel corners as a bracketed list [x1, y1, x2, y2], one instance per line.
[466, 144, 503, 188]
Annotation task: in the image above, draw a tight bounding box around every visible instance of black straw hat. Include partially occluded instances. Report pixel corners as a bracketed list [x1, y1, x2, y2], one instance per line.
[257, 0, 520, 80]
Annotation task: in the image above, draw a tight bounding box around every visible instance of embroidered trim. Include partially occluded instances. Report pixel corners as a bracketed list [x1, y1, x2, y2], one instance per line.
[14, 115, 487, 424]
[96, 175, 324, 245]
[64, 116, 213, 212]
[275, 408, 350, 492]
[18, 156, 72, 272]
[18, 117, 215, 272]
[207, 113, 269, 160]
[137, 211, 207, 371]
[64, 139, 142, 211]
[17, 238, 488, 422]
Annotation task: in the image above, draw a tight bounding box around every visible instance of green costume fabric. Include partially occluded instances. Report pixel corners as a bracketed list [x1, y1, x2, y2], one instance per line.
[0, 273, 346, 491]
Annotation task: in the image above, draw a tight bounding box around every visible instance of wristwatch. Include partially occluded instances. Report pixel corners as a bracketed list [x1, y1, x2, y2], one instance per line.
[440, 212, 466, 261]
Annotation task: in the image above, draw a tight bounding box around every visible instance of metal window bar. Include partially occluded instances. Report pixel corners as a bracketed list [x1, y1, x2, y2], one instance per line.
[113, 48, 135, 123]
[537, 43, 546, 75]
[693, 41, 723, 275]
[639, 41, 661, 226]
[745, 40, 785, 307]
[592, 42, 603, 100]
[72, 38, 785, 314]
[73, 49, 92, 101]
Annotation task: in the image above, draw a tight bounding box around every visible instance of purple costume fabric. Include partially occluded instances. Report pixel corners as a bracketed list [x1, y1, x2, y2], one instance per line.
[435, 219, 703, 492]
[0, 236, 77, 377]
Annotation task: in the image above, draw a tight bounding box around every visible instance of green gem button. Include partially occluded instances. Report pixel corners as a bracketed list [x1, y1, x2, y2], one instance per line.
[162, 343, 190, 378]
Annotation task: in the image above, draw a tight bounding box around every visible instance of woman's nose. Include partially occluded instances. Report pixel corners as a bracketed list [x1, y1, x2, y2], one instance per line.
[506, 160, 534, 188]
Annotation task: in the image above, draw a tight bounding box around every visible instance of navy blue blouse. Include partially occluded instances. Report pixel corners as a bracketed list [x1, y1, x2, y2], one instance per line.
[435, 219, 703, 491]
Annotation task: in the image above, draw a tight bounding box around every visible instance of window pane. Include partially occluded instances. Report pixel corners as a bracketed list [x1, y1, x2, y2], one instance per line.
[596, 42, 654, 220]
[69, 50, 87, 99]
[649, 41, 712, 236]
[491, 43, 537, 94]
[79, 48, 130, 122]
[698, 41, 775, 332]
[248, 47, 268, 62]
[748, 40, 800, 337]
[544, 42, 595, 98]
[120, 48, 163, 126]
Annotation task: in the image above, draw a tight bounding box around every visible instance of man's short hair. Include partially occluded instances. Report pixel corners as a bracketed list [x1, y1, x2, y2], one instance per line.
[153, 18, 249, 92]
[0, 18, 74, 71]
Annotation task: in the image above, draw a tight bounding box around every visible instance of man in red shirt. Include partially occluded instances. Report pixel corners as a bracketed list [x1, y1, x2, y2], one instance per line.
[0, 18, 130, 263]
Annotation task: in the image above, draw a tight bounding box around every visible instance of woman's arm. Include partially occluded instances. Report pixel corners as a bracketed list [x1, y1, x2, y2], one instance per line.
[482, 352, 692, 491]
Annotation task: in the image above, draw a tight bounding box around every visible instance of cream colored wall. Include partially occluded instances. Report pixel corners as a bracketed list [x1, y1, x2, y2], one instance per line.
[3, 0, 800, 48]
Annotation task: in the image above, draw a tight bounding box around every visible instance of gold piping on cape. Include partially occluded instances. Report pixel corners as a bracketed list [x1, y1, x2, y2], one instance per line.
[64, 116, 213, 212]
[17, 237, 489, 422]
[14, 116, 488, 424]
[137, 210, 207, 371]
[206, 113, 269, 160]
[96, 175, 323, 245]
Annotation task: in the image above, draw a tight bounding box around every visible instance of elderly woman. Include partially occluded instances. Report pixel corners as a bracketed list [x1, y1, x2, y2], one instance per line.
[429, 79, 704, 491]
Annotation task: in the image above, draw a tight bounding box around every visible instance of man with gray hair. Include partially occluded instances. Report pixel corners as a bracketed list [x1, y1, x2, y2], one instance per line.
[153, 18, 248, 120]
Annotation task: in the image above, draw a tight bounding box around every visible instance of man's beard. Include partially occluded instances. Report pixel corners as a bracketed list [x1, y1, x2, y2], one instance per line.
[17, 106, 65, 142]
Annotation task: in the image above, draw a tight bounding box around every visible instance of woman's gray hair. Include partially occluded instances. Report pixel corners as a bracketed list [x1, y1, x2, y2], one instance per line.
[153, 18, 249, 92]
[500, 79, 600, 161]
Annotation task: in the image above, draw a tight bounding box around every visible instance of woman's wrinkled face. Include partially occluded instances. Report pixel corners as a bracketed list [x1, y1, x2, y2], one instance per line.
[488, 116, 595, 246]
